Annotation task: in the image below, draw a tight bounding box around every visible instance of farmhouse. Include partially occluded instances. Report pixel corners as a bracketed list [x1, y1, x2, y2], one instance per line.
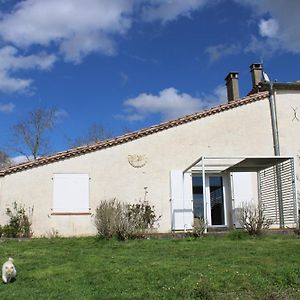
[0, 64, 299, 236]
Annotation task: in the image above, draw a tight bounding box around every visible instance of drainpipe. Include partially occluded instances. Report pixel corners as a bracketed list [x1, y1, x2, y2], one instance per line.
[268, 82, 280, 156]
[268, 82, 284, 227]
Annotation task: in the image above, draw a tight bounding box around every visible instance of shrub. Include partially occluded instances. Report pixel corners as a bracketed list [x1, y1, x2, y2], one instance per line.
[94, 198, 121, 239]
[3, 202, 33, 238]
[94, 199, 161, 240]
[127, 200, 161, 237]
[238, 203, 273, 235]
[194, 275, 215, 300]
[192, 217, 206, 237]
[115, 206, 136, 241]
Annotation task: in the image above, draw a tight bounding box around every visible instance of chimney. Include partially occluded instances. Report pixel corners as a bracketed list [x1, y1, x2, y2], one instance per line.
[225, 72, 240, 102]
[250, 63, 263, 88]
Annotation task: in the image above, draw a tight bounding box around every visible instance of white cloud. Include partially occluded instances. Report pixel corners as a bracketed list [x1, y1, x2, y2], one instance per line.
[244, 35, 280, 57]
[0, 1, 210, 61]
[259, 18, 279, 38]
[0, 0, 133, 62]
[205, 43, 240, 63]
[0, 102, 15, 113]
[121, 85, 225, 121]
[0, 72, 32, 93]
[60, 32, 116, 64]
[213, 85, 227, 102]
[0, 46, 56, 71]
[54, 109, 69, 120]
[141, 0, 210, 23]
[0, 46, 56, 93]
[0, 0, 211, 93]
[237, 0, 300, 54]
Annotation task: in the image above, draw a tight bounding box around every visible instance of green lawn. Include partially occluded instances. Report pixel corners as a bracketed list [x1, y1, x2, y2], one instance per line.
[0, 235, 300, 299]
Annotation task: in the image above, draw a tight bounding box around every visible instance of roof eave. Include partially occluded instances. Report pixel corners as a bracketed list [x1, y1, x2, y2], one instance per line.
[1, 91, 269, 177]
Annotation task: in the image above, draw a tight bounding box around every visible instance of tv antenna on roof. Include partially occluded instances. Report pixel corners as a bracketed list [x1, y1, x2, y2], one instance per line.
[262, 70, 270, 82]
[259, 56, 269, 82]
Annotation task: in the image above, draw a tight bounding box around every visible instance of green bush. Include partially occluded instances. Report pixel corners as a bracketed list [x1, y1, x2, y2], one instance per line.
[3, 202, 33, 238]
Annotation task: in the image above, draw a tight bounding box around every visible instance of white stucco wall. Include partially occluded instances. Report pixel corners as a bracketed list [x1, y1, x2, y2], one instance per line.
[1, 93, 299, 236]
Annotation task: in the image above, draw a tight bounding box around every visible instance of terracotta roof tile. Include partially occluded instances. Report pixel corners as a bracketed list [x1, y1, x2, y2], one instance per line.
[0, 91, 269, 176]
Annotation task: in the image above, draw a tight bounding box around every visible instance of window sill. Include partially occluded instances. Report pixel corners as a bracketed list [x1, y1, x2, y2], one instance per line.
[51, 212, 91, 216]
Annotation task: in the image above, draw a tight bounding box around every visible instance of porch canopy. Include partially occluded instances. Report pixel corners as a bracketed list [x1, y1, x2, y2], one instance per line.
[183, 156, 292, 174]
[183, 156, 297, 228]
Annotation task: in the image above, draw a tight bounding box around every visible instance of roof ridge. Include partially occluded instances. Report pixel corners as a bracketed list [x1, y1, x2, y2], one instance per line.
[0, 91, 269, 176]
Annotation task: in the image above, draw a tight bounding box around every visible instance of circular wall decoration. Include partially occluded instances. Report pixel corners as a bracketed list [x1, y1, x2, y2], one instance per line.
[128, 154, 147, 168]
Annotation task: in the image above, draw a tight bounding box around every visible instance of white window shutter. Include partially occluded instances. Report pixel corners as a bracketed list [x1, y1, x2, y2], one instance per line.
[183, 172, 193, 230]
[53, 174, 89, 213]
[170, 170, 185, 230]
[231, 172, 258, 228]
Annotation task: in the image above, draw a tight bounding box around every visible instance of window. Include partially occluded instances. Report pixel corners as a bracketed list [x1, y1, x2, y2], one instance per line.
[192, 176, 204, 219]
[52, 174, 90, 214]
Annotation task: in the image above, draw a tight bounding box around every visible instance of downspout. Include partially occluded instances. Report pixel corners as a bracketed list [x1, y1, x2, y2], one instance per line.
[268, 82, 280, 156]
[268, 82, 284, 227]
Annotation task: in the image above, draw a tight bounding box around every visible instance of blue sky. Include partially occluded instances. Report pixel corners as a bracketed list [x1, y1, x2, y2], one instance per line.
[0, 0, 300, 158]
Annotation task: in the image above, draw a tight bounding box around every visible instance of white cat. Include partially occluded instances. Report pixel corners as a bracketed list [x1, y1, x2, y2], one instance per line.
[2, 258, 17, 283]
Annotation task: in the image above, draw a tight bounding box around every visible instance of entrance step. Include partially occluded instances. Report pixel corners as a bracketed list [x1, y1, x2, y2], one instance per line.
[207, 227, 229, 233]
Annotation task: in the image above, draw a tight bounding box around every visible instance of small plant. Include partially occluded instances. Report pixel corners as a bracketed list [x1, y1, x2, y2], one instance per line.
[293, 210, 300, 235]
[3, 202, 33, 238]
[192, 217, 206, 237]
[238, 202, 273, 235]
[46, 228, 60, 239]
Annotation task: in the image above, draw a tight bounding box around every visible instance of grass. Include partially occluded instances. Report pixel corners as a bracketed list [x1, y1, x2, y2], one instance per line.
[0, 235, 300, 299]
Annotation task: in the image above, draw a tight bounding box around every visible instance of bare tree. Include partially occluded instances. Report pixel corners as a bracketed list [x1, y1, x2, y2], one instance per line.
[11, 107, 57, 160]
[0, 150, 11, 169]
[68, 123, 112, 148]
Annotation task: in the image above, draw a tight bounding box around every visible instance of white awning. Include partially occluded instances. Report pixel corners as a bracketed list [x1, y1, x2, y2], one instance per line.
[184, 156, 293, 174]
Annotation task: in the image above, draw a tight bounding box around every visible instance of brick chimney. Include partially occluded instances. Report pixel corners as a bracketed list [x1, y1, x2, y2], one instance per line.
[225, 72, 240, 102]
[250, 63, 263, 88]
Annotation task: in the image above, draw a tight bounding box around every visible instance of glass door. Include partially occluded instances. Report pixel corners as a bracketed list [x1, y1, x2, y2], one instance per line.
[192, 176, 204, 219]
[192, 174, 226, 226]
[208, 176, 225, 226]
